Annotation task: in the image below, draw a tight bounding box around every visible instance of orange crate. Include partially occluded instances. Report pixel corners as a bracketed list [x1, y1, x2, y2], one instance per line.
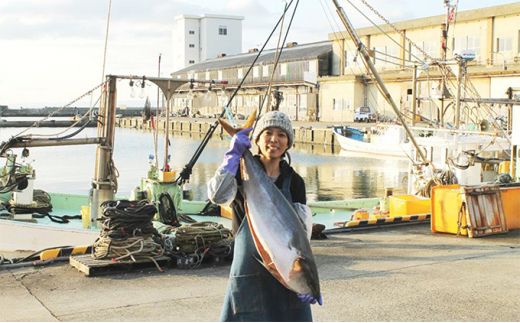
[431, 184, 467, 235]
[500, 187, 520, 230]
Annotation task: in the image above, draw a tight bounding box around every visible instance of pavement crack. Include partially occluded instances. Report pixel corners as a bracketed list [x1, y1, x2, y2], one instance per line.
[10, 269, 60, 321]
[57, 294, 214, 318]
[348, 248, 518, 279]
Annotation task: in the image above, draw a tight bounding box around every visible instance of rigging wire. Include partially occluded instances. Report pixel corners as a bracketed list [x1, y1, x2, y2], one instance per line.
[260, 1, 288, 113]
[356, 0, 434, 63]
[10, 82, 105, 139]
[100, 0, 112, 87]
[175, 0, 297, 185]
[319, 0, 365, 75]
[259, 0, 301, 117]
[344, 0, 427, 66]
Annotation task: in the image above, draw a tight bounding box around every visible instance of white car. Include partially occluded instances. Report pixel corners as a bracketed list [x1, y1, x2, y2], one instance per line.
[354, 106, 375, 122]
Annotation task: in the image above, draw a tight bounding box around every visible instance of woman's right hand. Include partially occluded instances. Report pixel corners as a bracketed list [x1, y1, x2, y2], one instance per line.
[221, 128, 252, 175]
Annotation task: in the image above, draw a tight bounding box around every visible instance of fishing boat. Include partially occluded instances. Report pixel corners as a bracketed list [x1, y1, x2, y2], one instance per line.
[2, 0, 518, 256]
[332, 125, 409, 158]
[0, 73, 384, 253]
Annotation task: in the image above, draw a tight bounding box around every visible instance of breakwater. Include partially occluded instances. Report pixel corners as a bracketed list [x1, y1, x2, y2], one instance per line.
[0, 119, 97, 128]
[0, 107, 142, 118]
[117, 117, 339, 147]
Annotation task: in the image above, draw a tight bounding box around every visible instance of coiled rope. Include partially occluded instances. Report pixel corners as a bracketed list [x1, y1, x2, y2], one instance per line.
[168, 221, 234, 269]
[92, 200, 165, 271]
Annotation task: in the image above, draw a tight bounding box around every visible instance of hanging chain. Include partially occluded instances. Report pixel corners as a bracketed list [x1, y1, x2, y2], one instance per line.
[358, 0, 434, 62]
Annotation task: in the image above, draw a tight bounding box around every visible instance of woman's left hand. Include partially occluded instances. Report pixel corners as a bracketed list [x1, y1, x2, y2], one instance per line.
[297, 293, 323, 305]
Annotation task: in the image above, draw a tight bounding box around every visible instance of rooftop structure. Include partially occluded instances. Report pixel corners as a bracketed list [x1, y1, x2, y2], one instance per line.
[172, 14, 244, 72]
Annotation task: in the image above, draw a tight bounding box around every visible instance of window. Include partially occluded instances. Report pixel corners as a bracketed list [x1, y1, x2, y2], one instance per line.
[189, 44, 195, 48]
[237, 68, 243, 79]
[188, 60, 195, 64]
[262, 65, 269, 77]
[280, 63, 287, 76]
[205, 71, 210, 80]
[219, 26, 227, 35]
[253, 66, 259, 78]
[497, 37, 512, 52]
[453, 36, 480, 53]
[302, 61, 310, 72]
[218, 70, 223, 81]
[189, 30, 195, 35]
[409, 41, 438, 61]
[518, 31, 520, 53]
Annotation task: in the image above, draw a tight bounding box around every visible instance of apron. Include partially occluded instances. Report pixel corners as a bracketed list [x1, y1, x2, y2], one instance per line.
[220, 173, 312, 322]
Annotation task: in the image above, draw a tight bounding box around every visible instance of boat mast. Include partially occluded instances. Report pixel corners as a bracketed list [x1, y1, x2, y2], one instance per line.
[331, 0, 428, 164]
[91, 75, 118, 225]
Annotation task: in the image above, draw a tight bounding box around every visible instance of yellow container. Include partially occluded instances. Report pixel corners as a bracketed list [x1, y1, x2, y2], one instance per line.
[159, 170, 176, 183]
[351, 209, 370, 220]
[498, 160, 511, 174]
[389, 195, 431, 217]
[431, 184, 467, 235]
[81, 205, 91, 229]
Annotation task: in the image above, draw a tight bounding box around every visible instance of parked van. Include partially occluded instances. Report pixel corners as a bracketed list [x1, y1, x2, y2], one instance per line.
[354, 106, 375, 122]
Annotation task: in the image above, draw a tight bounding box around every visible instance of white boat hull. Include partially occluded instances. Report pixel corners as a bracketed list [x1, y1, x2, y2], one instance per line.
[333, 127, 408, 158]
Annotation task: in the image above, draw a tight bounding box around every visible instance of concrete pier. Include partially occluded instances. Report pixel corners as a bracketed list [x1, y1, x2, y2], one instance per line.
[1, 225, 518, 321]
[116, 117, 340, 147]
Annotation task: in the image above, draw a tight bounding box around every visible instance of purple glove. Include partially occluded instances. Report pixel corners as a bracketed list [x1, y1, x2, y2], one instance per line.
[220, 128, 252, 175]
[297, 294, 323, 306]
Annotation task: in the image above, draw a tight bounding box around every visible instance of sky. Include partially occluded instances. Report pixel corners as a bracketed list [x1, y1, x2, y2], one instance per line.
[0, 0, 518, 109]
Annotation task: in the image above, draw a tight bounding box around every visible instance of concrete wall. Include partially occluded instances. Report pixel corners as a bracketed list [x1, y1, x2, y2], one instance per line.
[117, 117, 337, 147]
[172, 16, 201, 72]
[318, 77, 363, 122]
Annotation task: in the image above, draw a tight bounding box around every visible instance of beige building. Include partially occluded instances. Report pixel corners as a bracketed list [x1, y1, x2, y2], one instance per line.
[319, 2, 520, 123]
[170, 41, 332, 121]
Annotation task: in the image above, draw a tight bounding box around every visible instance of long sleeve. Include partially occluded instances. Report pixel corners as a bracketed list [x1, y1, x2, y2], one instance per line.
[207, 168, 238, 205]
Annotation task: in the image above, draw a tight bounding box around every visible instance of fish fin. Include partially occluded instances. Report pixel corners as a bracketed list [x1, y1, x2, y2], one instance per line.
[218, 109, 257, 136]
[218, 118, 237, 136]
[242, 109, 257, 129]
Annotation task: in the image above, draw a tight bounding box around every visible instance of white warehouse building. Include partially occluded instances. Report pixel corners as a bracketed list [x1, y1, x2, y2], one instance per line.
[172, 14, 244, 72]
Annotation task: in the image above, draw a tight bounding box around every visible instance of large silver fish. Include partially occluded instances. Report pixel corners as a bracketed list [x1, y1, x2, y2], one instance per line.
[219, 115, 321, 299]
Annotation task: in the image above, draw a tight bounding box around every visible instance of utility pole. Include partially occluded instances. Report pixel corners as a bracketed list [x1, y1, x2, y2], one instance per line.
[412, 65, 418, 126]
[454, 59, 463, 128]
[155, 53, 161, 169]
[507, 87, 513, 133]
[439, 0, 451, 127]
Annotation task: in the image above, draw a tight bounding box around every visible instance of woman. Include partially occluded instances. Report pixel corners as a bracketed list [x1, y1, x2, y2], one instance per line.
[208, 111, 322, 322]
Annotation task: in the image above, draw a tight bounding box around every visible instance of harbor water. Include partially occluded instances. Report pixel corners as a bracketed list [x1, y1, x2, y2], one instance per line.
[0, 126, 409, 201]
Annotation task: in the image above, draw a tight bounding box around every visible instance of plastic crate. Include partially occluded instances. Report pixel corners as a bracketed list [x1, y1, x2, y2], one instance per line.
[500, 187, 520, 230]
[389, 195, 431, 217]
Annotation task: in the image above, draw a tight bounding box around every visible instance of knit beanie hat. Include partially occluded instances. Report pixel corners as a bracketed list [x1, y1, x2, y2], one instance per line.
[252, 111, 294, 148]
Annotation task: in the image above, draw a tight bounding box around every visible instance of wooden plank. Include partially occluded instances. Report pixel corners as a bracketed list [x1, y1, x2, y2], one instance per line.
[70, 254, 171, 277]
